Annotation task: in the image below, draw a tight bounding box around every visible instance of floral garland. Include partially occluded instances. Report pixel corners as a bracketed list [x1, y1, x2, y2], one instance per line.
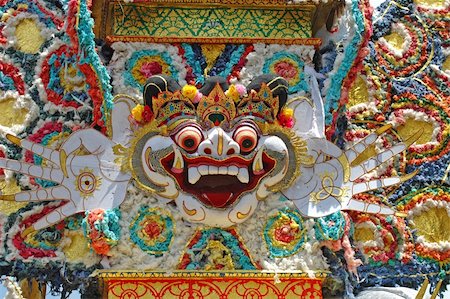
[262, 51, 309, 94]
[129, 207, 174, 255]
[238, 195, 328, 272]
[350, 210, 413, 265]
[0, 91, 38, 136]
[82, 208, 121, 256]
[108, 183, 195, 270]
[263, 207, 306, 258]
[70, 0, 113, 130]
[34, 40, 93, 111]
[0, 0, 64, 32]
[4, 202, 65, 261]
[390, 92, 450, 164]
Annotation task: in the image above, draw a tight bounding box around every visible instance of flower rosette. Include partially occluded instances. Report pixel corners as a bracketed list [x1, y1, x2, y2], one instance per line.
[345, 70, 390, 122]
[397, 186, 450, 265]
[129, 207, 174, 255]
[82, 208, 121, 256]
[0, 0, 64, 31]
[262, 51, 308, 94]
[22, 120, 85, 188]
[239, 44, 314, 92]
[389, 92, 450, 164]
[372, 15, 431, 79]
[110, 43, 187, 99]
[350, 205, 413, 264]
[125, 49, 181, 90]
[263, 208, 306, 258]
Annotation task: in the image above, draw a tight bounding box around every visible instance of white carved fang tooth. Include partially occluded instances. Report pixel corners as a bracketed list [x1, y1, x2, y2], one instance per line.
[188, 167, 201, 184]
[219, 166, 227, 174]
[237, 168, 249, 183]
[252, 149, 264, 174]
[228, 165, 238, 176]
[198, 165, 208, 176]
[172, 148, 184, 173]
[209, 165, 219, 175]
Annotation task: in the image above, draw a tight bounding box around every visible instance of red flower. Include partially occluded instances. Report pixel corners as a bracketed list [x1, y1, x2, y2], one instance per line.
[141, 62, 163, 78]
[142, 105, 153, 123]
[144, 221, 162, 239]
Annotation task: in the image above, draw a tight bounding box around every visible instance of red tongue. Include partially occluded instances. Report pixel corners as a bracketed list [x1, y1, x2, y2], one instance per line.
[201, 191, 234, 208]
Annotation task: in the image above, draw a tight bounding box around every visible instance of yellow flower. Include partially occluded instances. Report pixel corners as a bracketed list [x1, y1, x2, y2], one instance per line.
[226, 85, 240, 103]
[281, 108, 294, 118]
[131, 104, 144, 122]
[182, 84, 198, 100]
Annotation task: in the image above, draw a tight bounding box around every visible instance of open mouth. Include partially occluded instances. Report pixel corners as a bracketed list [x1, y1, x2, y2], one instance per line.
[160, 153, 276, 209]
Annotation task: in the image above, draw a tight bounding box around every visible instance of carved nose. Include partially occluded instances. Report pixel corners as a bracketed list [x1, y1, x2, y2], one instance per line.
[198, 128, 240, 159]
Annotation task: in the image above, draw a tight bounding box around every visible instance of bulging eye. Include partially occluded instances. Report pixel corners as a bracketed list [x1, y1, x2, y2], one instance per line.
[174, 126, 203, 152]
[234, 126, 258, 153]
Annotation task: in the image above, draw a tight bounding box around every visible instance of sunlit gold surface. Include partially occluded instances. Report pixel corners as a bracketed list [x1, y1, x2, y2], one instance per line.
[412, 207, 450, 243]
[354, 226, 375, 242]
[384, 31, 405, 50]
[348, 76, 369, 107]
[397, 119, 433, 145]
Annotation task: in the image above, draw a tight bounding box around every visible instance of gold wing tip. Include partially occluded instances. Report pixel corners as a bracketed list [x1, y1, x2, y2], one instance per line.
[0, 194, 15, 201]
[400, 169, 420, 183]
[59, 149, 69, 178]
[403, 128, 424, 148]
[375, 124, 393, 135]
[5, 134, 22, 146]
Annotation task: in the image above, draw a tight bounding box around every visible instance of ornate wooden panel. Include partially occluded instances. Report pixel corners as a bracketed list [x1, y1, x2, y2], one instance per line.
[98, 271, 326, 299]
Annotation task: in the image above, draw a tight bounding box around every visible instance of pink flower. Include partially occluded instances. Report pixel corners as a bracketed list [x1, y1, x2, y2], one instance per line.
[193, 91, 203, 104]
[235, 84, 247, 97]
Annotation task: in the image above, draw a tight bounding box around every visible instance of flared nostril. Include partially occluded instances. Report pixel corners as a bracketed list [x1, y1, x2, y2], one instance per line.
[226, 148, 235, 155]
[204, 148, 212, 155]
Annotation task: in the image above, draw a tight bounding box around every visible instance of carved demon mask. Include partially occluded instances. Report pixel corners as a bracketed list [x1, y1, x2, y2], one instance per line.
[128, 75, 310, 227]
